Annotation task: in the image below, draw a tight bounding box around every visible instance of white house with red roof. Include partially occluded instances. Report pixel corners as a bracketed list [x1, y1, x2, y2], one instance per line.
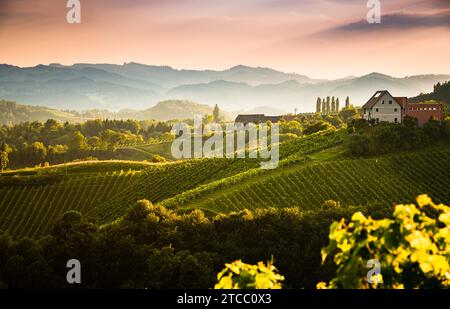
[362, 90, 404, 124]
[362, 90, 443, 126]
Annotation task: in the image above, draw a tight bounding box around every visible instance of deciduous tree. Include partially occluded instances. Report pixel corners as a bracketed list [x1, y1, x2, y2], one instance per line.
[0, 143, 8, 172]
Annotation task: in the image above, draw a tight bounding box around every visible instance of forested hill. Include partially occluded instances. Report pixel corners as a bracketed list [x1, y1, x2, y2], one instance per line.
[0, 99, 220, 125]
[119, 100, 216, 121]
[409, 81, 450, 105]
[0, 100, 86, 124]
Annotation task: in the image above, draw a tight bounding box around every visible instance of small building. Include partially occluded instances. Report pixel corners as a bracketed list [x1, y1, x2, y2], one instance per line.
[405, 103, 444, 126]
[235, 114, 282, 125]
[362, 90, 403, 124]
[362, 90, 443, 126]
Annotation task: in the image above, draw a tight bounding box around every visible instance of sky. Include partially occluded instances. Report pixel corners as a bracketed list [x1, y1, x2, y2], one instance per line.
[0, 0, 449, 79]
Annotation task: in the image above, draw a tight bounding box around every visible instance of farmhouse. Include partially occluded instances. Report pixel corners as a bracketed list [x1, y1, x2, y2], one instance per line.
[362, 90, 443, 126]
[235, 114, 282, 125]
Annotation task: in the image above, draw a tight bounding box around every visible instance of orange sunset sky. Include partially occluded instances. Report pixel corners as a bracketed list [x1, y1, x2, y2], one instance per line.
[0, 0, 449, 78]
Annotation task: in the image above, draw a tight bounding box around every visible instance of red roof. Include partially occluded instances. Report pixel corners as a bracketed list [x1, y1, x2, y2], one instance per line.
[362, 90, 389, 109]
[407, 103, 442, 108]
[362, 90, 405, 109]
[394, 97, 408, 109]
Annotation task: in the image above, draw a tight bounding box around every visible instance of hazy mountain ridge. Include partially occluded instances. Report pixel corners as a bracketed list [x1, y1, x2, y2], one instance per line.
[0, 100, 86, 124]
[0, 99, 233, 124]
[119, 100, 219, 121]
[0, 63, 449, 112]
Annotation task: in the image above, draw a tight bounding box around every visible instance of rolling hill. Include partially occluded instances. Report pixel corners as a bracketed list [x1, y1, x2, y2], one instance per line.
[171, 149, 450, 214]
[0, 158, 261, 237]
[0, 161, 152, 238]
[118, 100, 217, 121]
[1, 130, 449, 238]
[0, 100, 87, 124]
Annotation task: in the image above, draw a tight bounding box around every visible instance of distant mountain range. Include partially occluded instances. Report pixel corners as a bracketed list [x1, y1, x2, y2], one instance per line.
[0, 63, 449, 112]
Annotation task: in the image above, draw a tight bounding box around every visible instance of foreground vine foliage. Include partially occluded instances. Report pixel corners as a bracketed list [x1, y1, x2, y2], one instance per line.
[215, 260, 285, 289]
[318, 195, 450, 289]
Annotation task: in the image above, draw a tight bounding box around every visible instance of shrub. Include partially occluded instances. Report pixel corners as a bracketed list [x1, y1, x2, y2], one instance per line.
[73, 156, 98, 162]
[348, 124, 430, 156]
[215, 260, 284, 289]
[304, 121, 335, 135]
[152, 154, 167, 163]
[322, 200, 341, 209]
[278, 133, 299, 143]
[317, 195, 450, 289]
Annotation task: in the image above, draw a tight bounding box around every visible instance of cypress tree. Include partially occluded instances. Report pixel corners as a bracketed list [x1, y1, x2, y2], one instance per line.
[213, 104, 220, 122]
[326, 97, 331, 114]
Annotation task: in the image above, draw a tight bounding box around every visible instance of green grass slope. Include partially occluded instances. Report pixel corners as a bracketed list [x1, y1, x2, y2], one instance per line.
[0, 160, 153, 177]
[116, 142, 176, 161]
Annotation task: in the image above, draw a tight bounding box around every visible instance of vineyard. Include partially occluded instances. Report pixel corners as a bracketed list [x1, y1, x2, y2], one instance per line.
[87, 130, 344, 222]
[0, 157, 266, 236]
[173, 150, 450, 214]
[86, 157, 262, 222]
[0, 132, 339, 236]
[0, 171, 144, 237]
[0, 130, 449, 238]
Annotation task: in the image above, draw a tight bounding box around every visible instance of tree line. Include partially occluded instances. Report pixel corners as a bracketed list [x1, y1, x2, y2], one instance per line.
[0, 199, 390, 288]
[0, 119, 174, 169]
[316, 96, 351, 115]
[348, 116, 450, 156]
[409, 81, 450, 112]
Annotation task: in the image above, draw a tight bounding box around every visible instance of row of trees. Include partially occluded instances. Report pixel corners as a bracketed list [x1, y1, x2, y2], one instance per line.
[409, 81, 450, 111]
[348, 116, 450, 156]
[0, 199, 391, 288]
[316, 96, 351, 114]
[1, 190, 446, 289]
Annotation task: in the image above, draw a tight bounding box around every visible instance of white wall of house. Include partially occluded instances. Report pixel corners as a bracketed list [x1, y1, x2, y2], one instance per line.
[363, 92, 402, 123]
